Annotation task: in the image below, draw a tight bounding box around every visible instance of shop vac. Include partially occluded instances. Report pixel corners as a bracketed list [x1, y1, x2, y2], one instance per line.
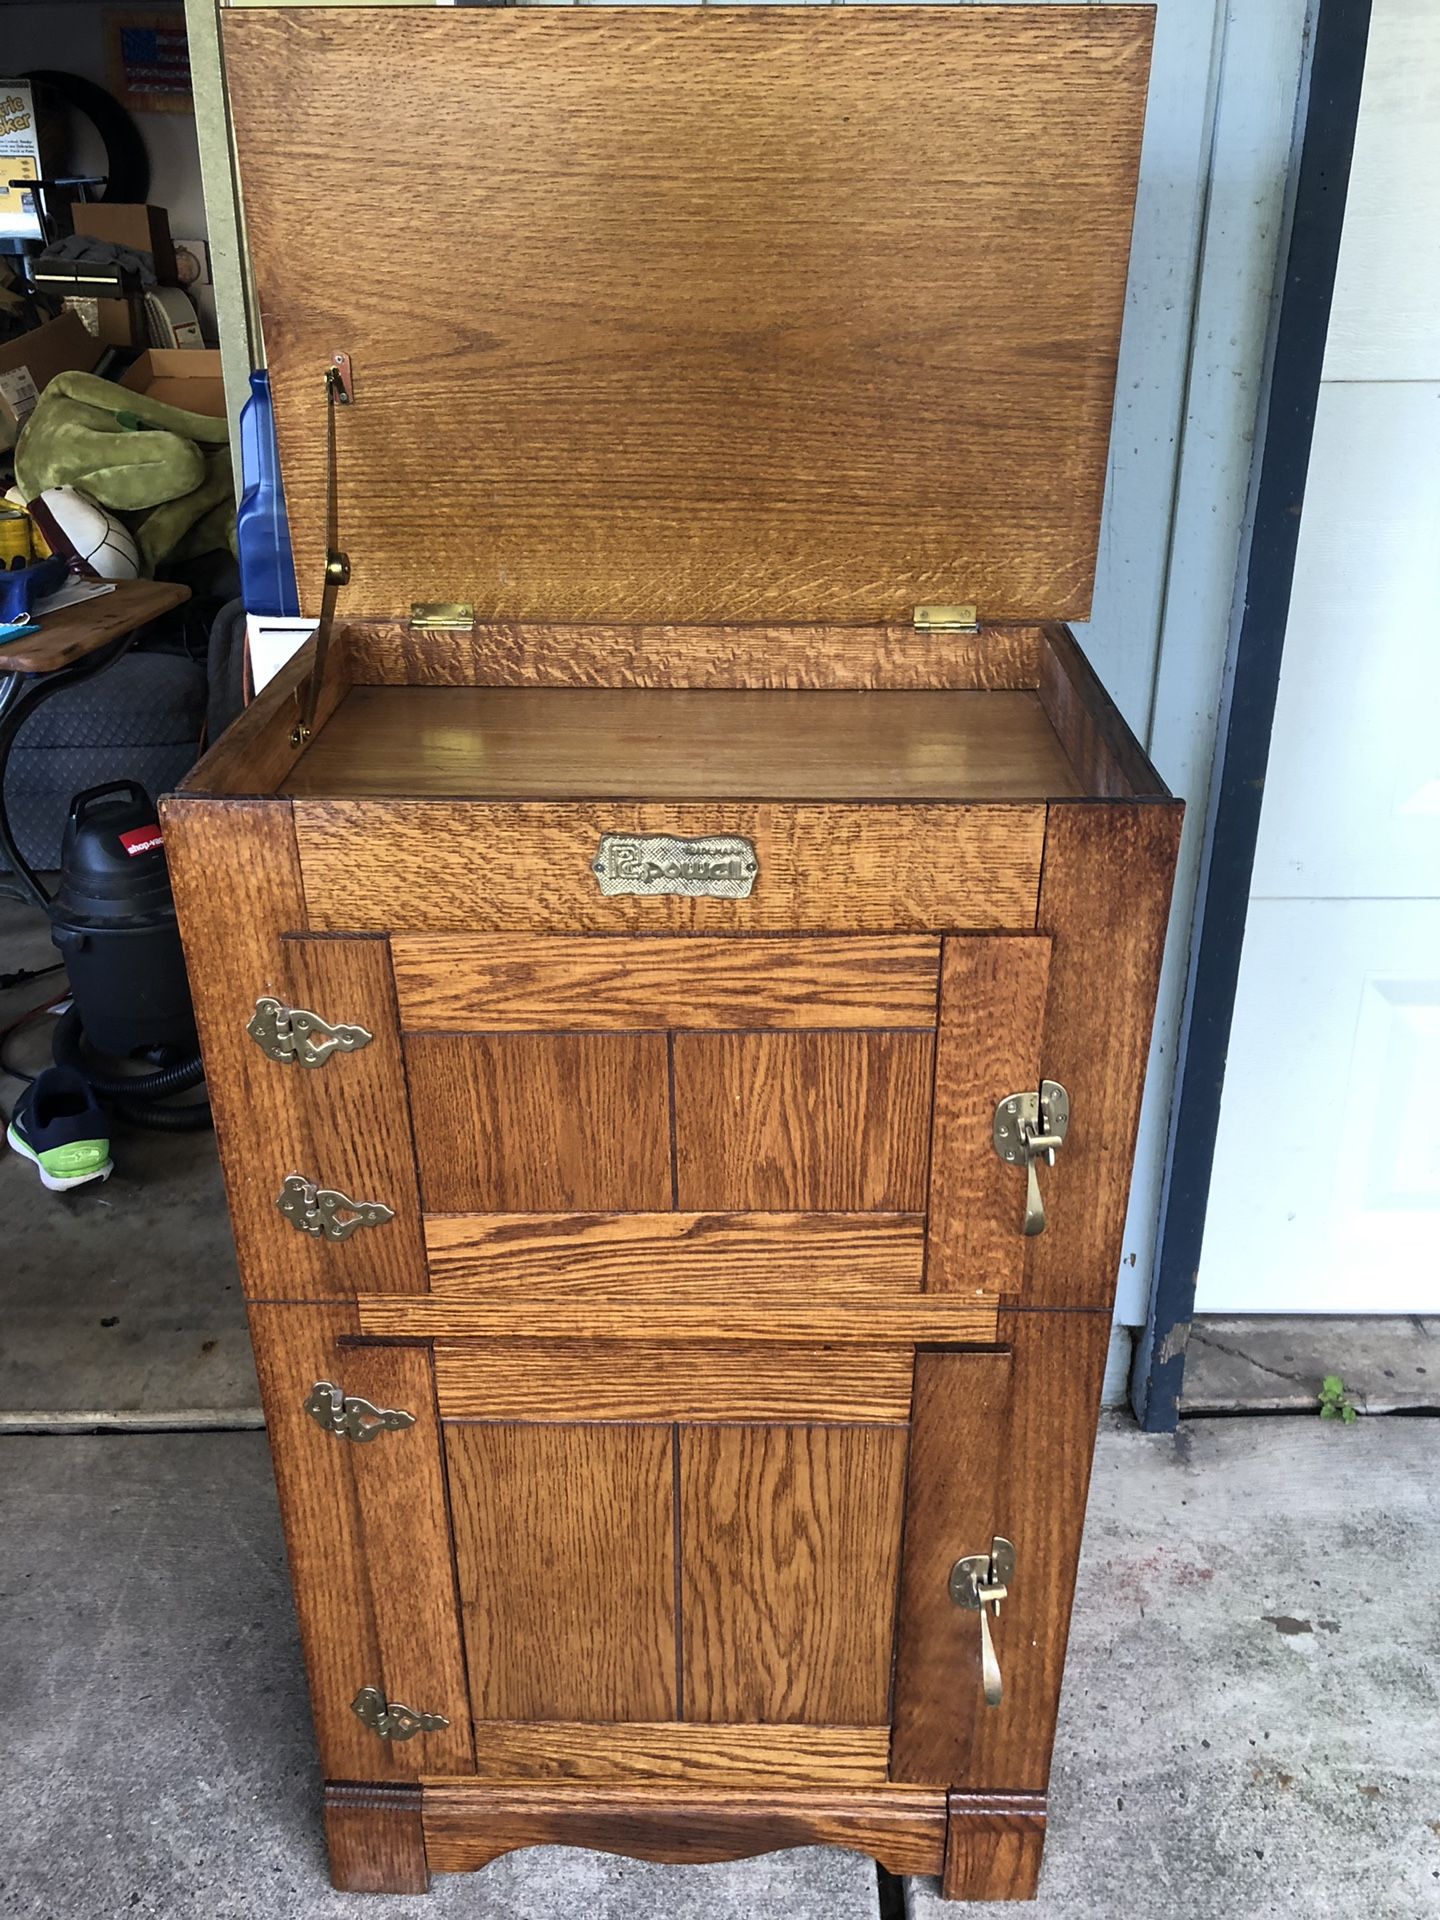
[44, 782, 210, 1130]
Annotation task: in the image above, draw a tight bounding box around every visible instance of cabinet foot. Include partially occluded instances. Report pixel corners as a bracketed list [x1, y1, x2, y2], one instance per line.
[325, 1783, 430, 1894]
[941, 1793, 1046, 1902]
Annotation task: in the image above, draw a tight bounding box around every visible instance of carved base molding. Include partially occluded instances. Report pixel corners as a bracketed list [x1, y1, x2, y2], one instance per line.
[324, 1779, 1048, 1902]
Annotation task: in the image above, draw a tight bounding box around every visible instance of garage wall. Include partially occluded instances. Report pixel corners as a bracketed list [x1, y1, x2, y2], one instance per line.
[1196, 0, 1440, 1314]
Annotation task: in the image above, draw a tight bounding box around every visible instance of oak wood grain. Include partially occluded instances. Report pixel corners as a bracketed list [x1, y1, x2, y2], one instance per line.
[324, 1784, 429, 1895]
[341, 621, 1045, 692]
[391, 933, 941, 1033]
[889, 1310, 1112, 1791]
[680, 1425, 907, 1726]
[445, 1423, 676, 1723]
[423, 1212, 924, 1299]
[889, 1345, 1015, 1787]
[224, 6, 1150, 624]
[278, 934, 430, 1297]
[340, 1344, 473, 1774]
[673, 1031, 933, 1212]
[357, 1292, 998, 1347]
[942, 1794, 1047, 1902]
[420, 1782, 947, 1877]
[964, 1310, 1111, 1793]
[403, 1032, 671, 1213]
[180, 631, 350, 797]
[245, 1303, 392, 1781]
[434, 1341, 915, 1426]
[159, 798, 316, 1301]
[0, 578, 188, 675]
[1022, 802, 1183, 1307]
[1038, 624, 1169, 800]
[293, 800, 1046, 934]
[458, 1722, 890, 1786]
[926, 936, 1052, 1298]
[151, 810, 429, 1302]
[282, 687, 1083, 803]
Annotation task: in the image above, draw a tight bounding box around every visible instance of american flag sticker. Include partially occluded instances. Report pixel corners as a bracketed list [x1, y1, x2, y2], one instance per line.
[110, 14, 193, 114]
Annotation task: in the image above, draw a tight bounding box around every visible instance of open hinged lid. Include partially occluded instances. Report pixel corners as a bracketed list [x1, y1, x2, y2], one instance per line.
[223, 5, 1152, 629]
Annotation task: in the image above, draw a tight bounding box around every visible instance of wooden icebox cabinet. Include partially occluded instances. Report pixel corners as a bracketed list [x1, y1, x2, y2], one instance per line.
[163, 5, 1180, 1901]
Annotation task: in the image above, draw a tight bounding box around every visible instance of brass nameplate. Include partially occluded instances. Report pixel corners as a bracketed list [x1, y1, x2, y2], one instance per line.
[592, 833, 758, 899]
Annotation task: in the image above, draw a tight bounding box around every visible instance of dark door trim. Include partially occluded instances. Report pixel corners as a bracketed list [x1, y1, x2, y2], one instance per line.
[1132, 0, 1374, 1430]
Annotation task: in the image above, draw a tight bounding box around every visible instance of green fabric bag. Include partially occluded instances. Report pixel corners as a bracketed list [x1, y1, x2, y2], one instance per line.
[15, 369, 235, 570]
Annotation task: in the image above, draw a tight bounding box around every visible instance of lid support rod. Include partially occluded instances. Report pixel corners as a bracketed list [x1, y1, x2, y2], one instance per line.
[290, 357, 352, 748]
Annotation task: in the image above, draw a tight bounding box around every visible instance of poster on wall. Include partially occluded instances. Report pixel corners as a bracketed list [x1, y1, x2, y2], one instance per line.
[0, 79, 44, 243]
[107, 10, 194, 116]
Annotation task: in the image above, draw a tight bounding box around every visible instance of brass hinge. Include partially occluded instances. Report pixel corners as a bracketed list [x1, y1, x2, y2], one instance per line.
[247, 998, 372, 1070]
[409, 602, 475, 632]
[351, 1686, 449, 1742]
[277, 1174, 395, 1241]
[913, 603, 980, 634]
[304, 1380, 415, 1443]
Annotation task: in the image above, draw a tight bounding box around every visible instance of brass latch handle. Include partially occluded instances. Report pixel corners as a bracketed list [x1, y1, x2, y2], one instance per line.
[993, 1081, 1071, 1236]
[949, 1535, 1017, 1708]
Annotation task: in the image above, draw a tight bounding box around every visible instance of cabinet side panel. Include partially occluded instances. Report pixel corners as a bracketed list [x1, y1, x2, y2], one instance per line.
[680, 1424, 907, 1725]
[1022, 801, 1182, 1307]
[159, 800, 427, 1299]
[889, 1348, 1014, 1785]
[245, 1302, 394, 1779]
[926, 935, 1051, 1296]
[160, 796, 317, 1297]
[282, 935, 429, 1295]
[343, 1345, 474, 1774]
[966, 1308, 1110, 1793]
[445, 1423, 677, 1723]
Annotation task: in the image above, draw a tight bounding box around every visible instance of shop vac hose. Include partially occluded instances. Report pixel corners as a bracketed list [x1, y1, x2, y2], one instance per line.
[52, 1006, 212, 1128]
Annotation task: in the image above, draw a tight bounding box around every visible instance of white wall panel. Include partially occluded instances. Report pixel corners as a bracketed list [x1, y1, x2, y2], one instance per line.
[1197, 899, 1440, 1313]
[1323, 0, 1440, 382]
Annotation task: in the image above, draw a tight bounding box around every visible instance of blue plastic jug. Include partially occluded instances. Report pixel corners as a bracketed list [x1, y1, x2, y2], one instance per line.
[235, 369, 301, 617]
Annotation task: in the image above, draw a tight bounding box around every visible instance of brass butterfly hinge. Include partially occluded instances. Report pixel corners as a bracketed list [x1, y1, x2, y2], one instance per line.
[304, 1381, 415, 1444]
[277, 1174, 395, 1241]
[351, 1686, 449, 1743]
[247, 998, 372, 1070]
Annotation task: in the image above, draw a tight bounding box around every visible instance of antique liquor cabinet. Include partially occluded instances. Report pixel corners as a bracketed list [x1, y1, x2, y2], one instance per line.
[164, 5, 1180, 1901]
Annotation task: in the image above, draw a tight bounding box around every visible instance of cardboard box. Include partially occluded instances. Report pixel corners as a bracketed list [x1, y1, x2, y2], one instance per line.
[120, 347, 227, 419]
[70, 203, 179, 285]
[0, 310, 102, 451]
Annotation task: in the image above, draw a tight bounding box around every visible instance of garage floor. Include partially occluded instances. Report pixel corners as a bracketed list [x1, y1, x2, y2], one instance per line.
[2, 1418, 1435, 1920]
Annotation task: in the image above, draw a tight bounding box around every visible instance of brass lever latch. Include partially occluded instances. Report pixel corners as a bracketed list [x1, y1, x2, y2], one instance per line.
[949, 1535, 1016, 1708]
[993, 1081, 1071, 1235]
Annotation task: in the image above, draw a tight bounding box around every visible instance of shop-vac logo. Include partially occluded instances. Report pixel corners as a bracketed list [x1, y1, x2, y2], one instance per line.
[591, 833, 758, 899]
[119, 825, 163, 857]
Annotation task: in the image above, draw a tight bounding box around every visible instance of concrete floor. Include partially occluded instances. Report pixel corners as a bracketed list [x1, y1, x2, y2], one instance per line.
[1, 891, 256, 1429]
[3, 1417, 1436, 1920]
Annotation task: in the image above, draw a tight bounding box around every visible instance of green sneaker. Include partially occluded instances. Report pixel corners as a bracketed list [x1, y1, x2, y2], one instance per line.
[6, 1066, 112, 1192]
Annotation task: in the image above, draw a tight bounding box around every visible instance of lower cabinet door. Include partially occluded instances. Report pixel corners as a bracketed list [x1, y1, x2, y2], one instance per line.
[442, 1419, 908, 1732]
[254, 1311, 1107, 1793]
